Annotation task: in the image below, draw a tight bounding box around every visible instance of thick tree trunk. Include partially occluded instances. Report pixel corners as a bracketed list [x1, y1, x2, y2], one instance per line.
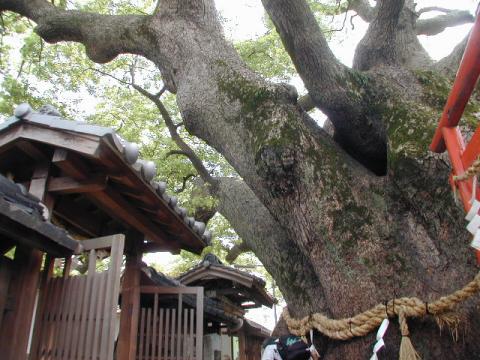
[213, 178, 327, 313]
[1, 0, 480, 358]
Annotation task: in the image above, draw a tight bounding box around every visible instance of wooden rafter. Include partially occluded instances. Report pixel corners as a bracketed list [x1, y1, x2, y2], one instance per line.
[52, 148, 179, 252]
[15, 140, 48, 161]
[53, 198, 104, 238]
[48, 175, 107, 194]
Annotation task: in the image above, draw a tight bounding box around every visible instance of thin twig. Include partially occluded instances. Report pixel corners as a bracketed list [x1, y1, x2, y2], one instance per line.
[175, 173, 196, 193]
[88, 67, 131, 86]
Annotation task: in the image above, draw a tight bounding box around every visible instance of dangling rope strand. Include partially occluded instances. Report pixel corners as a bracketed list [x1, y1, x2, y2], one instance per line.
[398, 308, 421, 360]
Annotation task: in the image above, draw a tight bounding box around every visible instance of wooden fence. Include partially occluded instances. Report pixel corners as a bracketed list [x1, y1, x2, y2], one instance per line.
[137, 286, 203, 360]
[30, 234, 124, 360]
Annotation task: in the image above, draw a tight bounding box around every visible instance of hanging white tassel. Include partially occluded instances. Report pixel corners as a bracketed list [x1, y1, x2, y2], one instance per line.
[309, 329, 320, 359]
[370, 318, 390, 360]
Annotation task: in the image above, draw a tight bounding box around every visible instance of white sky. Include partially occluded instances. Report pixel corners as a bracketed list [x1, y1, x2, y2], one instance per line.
[215, 0, 477, 65]
[146, 0, 477, 331]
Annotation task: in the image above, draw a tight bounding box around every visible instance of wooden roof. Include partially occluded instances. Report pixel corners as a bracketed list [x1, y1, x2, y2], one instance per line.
[178, 254, 275, 309]
[0, 104, 211, 254]
[241, 319, 271, 338]
[0, 174, 79, 257]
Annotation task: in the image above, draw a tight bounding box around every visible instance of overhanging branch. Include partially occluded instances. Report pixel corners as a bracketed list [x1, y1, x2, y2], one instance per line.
[416, 10, 474, 36]
[417, 7, 455, 16]
[0, 0, 150, 63]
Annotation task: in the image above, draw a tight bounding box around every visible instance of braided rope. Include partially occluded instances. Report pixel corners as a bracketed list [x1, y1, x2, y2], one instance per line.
[282, 271, 480, 340]
[453, 156, 480, 181]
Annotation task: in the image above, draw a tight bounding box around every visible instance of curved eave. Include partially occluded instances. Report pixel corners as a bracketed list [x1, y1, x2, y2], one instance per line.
[178, 265, 275, 308]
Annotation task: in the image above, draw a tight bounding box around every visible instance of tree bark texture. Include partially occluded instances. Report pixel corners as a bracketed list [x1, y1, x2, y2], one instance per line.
[1, 0, 479, 358]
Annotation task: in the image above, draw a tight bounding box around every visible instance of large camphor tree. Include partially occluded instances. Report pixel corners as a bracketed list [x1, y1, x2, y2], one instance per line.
[1, 0, 479, 358]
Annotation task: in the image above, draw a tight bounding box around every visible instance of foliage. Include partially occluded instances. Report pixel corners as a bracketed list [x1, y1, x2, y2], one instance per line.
[235, 18, 296, 81]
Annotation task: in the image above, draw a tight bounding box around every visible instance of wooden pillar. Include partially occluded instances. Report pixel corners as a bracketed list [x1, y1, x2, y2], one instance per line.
[0, 246, 43, 360]
[238, 330, 247, 360]
[117, 245, 142, 360]
[29, 255, 54, 357]
[0, 162, 54, 360]
[0, 161, 54, 360]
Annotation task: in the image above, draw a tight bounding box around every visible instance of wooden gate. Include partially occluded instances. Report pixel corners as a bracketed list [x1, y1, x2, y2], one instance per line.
[30, 234, 124, 360]
[136, 286, 203, 360]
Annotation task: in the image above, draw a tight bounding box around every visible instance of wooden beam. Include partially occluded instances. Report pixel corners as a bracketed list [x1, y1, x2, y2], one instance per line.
[139, 286, 204, 295]
[53, 198, 103, 238]
[15, 140, 48, 162]
[80, 235, 120, 251]
[52, 148, 91, 179]
[141, 242, 180, 254]
[0, 125, 23, 156]
[48, 175, 107, 194]
[20, 124, 101, 157]
[0, 217, 67, 257]
[93, 188, 176, 250]
[98, 144, 206, 254]
[28, 162, 50, 201]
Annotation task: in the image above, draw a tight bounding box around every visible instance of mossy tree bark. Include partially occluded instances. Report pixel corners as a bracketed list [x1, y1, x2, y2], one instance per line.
[1, 0, 479, 358]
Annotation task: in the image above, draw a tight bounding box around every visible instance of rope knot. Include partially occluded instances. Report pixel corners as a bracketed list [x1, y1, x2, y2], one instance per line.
[398, 309, 410, 337]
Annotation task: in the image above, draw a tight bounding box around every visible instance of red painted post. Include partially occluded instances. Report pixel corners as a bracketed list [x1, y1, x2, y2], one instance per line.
[430, 11, 480, 153]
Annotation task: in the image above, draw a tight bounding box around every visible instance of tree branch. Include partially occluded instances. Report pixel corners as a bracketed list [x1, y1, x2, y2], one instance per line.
[0, 0, 150, 63]
[262, 0, 388, 172]
[350, 0, 377, 22]
[417, 7, 454, 15]
[131, 83, 218, 188]
[225, 240, 251, 263]
[298, 94, 315, 112]
[88, 67, 131, 86]
[261, 0, 349, 112]
[354, 0, 406, 70]
[174, 173, 196, 193]
[433, 34, 469, 76]
[416, 10, 474, 36]
[88, 61, 217, 188]
[165, 149, 190, 158]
